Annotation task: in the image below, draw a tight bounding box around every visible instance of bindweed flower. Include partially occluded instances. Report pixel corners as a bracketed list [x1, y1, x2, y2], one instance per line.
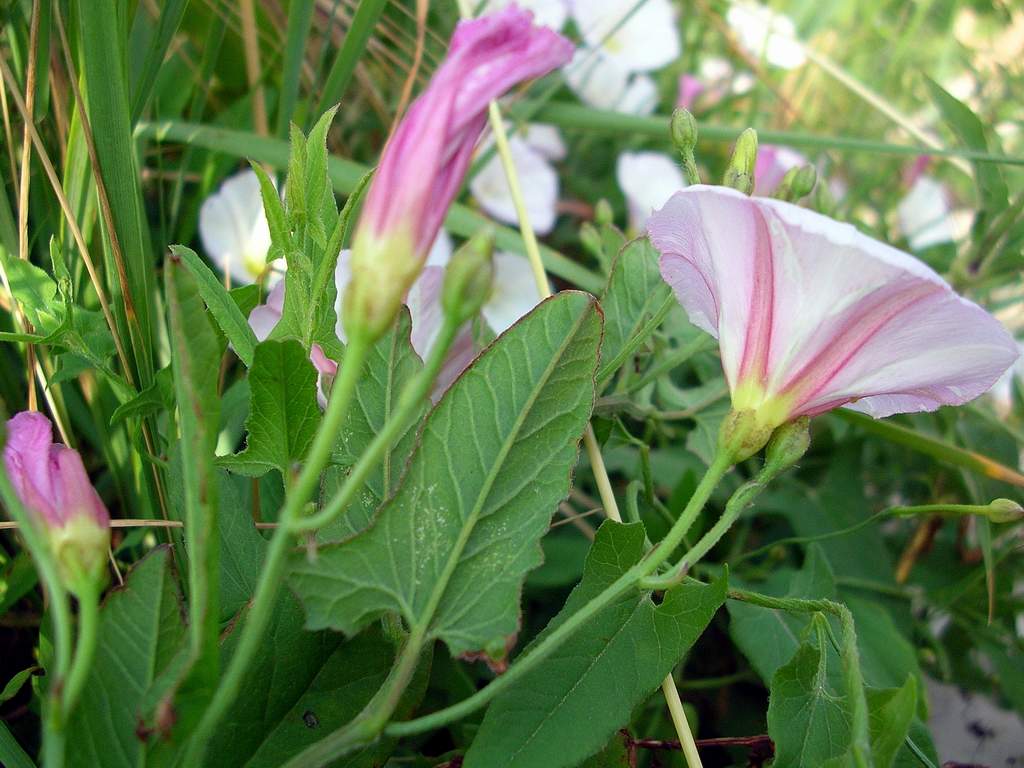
[570, 0, 680, 73]
[343, 7, 572, 344]
[470, 125, 565, 234]
[648, 185, 1019, 436]
[726, 1, 806, 70]
[896, 175, 966, 251]
[564, 51, 659, 116]
[199, 169, 282, 286]
[676, 57, 754, 111]
[616, 151, 686, 232]
[481, 0, 568, 30]
[3, 412, 110, 594]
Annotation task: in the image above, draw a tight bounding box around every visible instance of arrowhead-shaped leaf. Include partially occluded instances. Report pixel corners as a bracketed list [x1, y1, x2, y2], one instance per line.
[220, 340, 321, 478]
[464, 520, 727, 768]
[290, 291, 602, 657]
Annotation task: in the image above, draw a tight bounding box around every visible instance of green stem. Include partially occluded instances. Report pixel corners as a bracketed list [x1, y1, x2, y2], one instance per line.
[183, 337, 370, 766]
[0, 466, 73, 762]
[62, 581, 101, 716]
[626, 334, 713, 394]
[385, 449, 734, 739]
[292, 316, 460, 532]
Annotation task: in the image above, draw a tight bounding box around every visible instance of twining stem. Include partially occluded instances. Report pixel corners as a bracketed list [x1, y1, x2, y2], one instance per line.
[292, 315, 461, 531]
[183, 337, 371, 765]
[728, 588, 871, 768]
[385, 449, 734, 739]
[661, 676, 703, 768]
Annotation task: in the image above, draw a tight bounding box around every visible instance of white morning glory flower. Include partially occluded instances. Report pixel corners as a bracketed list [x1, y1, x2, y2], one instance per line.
[469, 128, 563, 234]
[897, 176, 958, 251]
[726, 1, 807, 70]
[564, 50, 659, 116]
[616, 151, 686, 232]
[199, 169, 281, 286]
[570, 0, 680, 73]
[481, 0, 568, 31]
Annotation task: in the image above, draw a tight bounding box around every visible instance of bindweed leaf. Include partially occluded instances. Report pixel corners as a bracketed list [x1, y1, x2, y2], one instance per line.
[597, 238, 672, 385]
[464, 520, 727, 768]
[170, 244, 259, 367]
[767, 633, 854, 768]
[219, 340, 321, 478]
[65, 548, 186, 768]
[866, 678, 917, 768]
[320, 308, 424, 540]
[290, 291, 602, 657]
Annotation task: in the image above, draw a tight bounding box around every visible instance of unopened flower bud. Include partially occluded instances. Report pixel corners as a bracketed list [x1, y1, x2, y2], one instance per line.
[723, 128, 758, 195]
[579, 222, 603, 259]
[764, 416, 811, 474]
[442, 229, 496, 326]
[986, 498, 1024, 523]
[719, 408, 774, 463]
[670, 108, 701, 186]
[2, 412, 110, 595]
[343, 228, 420, 344]
[594, 199, 614, 227]
[670, 108, 698, 156]
[775, 164, 817, 202]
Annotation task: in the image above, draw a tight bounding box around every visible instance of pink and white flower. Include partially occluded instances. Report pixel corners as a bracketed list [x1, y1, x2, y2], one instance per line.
[344, 7, 572, 342]
[564, 51, 659, 115]
[648, 185, 1018, 430]
[481, 0, 568, 31]
[3, 411, 110, 590]
[570, 0, 680, 73]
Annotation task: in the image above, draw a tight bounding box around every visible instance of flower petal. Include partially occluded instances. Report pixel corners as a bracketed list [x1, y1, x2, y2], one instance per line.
[648, 185, 1019, 420]
[725, 2, 806, 70]
[469, 136, 559, 234]
[481, 252, 545, 335]
[753, 145, 807, 197]
[248, 281, 286, 342]
[571, 0, 680, 73]
[3, 411, 58, 520]
[616, 151, 686, 231]
[199, 170, 274, 285]
[480, 0, 568, 30]
[897, 176, 955, 250]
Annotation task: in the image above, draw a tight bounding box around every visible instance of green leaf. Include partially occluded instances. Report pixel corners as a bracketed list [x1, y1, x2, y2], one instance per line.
[767, 632, 854, 768]
[729, 547, 837, 681]
[924, 77, 1008, 214]
[0, 254, 65, 335]
[164, 252, 224, 732]
[109, 367, 173, 427]
[464, 520, 727, 768]
[129, 0, 189, 123]
[0, 666, 37, 705]
[65, 548, 186, 768]
[220, 340, 321, 478]
[866, 678, 917, 768]
[290, 291, 603, 657]
[320, 309, 424, 540]
[0, 723, 35, 768]
[170, 245, 259, 367]
[597, 238, 672, 384]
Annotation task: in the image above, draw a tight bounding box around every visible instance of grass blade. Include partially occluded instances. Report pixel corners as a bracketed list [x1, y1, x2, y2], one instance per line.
[315, 0, 389, 117]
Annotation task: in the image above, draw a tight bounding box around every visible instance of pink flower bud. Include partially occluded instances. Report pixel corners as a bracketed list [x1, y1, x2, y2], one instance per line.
[3, 411, 110, 591]
[343, 7, 573, 343]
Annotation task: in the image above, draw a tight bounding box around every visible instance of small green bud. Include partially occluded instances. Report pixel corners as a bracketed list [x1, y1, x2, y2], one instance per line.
[764, 416, 811, 474]
[442, 229, 496, 325]
[670, 108, 699, 156]
[723, 128, 758, 196]
[719, 409, 774, 463]
[594, 198, 614, 227]
[775, 164, 817, 202]
[986, 498, 1024, 523]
